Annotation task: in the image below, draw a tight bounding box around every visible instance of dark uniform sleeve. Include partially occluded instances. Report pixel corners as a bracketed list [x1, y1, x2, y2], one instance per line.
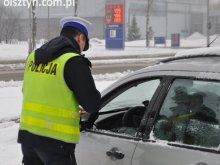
[64, 56, 101, 114]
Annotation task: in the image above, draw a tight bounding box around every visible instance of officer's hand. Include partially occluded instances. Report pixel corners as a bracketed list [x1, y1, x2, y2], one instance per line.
[79, 106, 90, 121]
[79, 106, 86, 116]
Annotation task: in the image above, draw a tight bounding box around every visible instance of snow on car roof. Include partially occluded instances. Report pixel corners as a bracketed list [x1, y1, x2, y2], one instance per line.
[175, 47, 220, 57]
[136, 47, 220, 76]
[160, 47, 220, 63]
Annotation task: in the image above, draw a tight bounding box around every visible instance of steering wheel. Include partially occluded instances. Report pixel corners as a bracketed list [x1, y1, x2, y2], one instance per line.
[122, 106, 146, 128]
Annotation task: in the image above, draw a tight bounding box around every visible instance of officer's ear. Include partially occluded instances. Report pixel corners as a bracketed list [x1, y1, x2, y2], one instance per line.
[74, 33, 85, 46]
[74, 34, 81, 44]
[79, 33, 86, 42]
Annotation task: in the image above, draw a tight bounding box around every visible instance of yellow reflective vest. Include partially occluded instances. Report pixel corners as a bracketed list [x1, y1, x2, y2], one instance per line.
[19, 52, 80, 144]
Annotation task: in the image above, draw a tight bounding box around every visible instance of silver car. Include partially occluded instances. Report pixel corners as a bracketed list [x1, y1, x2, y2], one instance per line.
[76, 47, 220, 165]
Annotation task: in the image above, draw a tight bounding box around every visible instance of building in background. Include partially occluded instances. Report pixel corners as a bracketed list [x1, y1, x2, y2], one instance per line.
[0, 0, 220, 42]
[77, 0, 209, 39]
[210, 11, 220, 35]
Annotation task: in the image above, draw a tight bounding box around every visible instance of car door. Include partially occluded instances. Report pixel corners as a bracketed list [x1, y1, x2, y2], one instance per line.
[132, 78, 220, 165]
[76, 78, 161, 165]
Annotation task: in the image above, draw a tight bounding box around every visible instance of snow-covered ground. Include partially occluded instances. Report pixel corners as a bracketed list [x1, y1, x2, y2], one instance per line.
[0, 41, 179, 62]
[0, 72, 128, 165]
[1, 32, 220, 62]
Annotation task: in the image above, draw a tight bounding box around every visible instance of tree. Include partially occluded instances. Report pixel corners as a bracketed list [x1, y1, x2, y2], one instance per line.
[128, 15, 141, 41]
[4, 9, 21, 43]
[149, 26, 154, 40]
[0, 6, 22, 44]
[28, 0, 37, 53]
[146, 0, 154, 47]
[210, 1, 220, 10]
[0, 6, 6, 43]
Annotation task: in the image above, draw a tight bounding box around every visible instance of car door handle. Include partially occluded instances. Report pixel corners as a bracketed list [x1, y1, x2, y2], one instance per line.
[106, 147, 124, 160]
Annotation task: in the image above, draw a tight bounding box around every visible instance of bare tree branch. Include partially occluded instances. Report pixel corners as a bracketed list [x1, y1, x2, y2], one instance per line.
[0, 7, 22, 44]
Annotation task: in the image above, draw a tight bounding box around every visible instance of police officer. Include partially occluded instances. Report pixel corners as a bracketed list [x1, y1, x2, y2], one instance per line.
[18, 17, 101, 165]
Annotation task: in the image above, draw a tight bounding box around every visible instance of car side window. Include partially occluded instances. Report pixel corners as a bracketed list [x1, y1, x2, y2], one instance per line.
[152, 79, 220, 148]
[100, 79, 160, 113]
[95, 79, 160, 136]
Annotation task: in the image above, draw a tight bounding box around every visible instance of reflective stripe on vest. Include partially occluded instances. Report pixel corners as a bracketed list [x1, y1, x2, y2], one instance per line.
[20, 52, 80, 143]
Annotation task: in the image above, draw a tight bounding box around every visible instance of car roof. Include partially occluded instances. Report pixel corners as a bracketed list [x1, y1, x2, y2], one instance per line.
[102, 47, 220, 96]
[175, 47, 220, 57]
[141, 47, 220, 74]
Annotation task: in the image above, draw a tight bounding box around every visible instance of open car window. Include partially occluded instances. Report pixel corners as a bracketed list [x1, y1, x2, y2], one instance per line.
[95, 79, 160, 137]
[100, 79, 160, 113]
[152, 79, 220, 149]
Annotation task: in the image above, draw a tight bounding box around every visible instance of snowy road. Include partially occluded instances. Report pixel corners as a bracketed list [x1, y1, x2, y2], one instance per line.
[0, 53, 172, 81]
[0, 61, 155, 81]
[0, 70, 24, 81]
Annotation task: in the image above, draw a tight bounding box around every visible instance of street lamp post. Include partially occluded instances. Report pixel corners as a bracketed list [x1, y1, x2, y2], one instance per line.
[28, 0, 37, 54]
[74, 0, 78, 17]
[165, 0, 168, 39]
[28, 2, 32, 54]
[47, 6, 50, 41]
[146, 0, 150, 47]
[32, 3, 36, 50]
[207, 0, 210, 47]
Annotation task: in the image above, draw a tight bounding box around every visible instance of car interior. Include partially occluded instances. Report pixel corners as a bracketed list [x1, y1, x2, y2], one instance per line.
[87, 79, 161, 137]
[94, 100, 149, 136]
[153, 79, 220, 148]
